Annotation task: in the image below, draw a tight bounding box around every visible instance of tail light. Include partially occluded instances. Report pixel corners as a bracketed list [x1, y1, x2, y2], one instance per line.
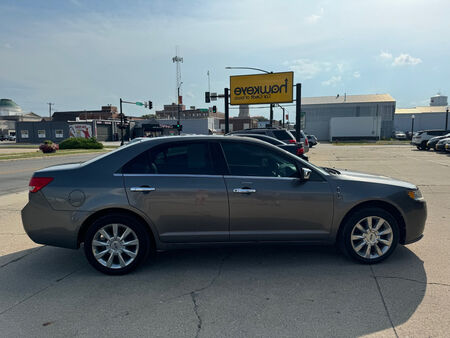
[296, 147, 304, 156]
[304, 137, 309, 146]
[288, 139, 297, 144]
[29, 177, 53, 193]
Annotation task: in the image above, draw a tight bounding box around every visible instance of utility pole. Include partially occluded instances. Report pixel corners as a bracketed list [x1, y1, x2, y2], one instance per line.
[47, 102, 54, 119]
[281, 106, 285, 128]
[120, 98, 124, 146]
[446, 107, 449, 130]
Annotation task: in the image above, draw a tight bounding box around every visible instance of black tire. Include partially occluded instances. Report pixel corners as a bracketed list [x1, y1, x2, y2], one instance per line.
[84, 213, 151, 275]
[339, 207, 399, 264]
[416, 146, 422, 150]
[421, 141, 428, 150]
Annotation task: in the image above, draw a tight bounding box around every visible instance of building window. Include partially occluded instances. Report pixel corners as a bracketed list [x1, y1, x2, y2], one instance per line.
[38, 130, 46, 138]
[21, 130, 29, 139]
[55, 130, 64, 138]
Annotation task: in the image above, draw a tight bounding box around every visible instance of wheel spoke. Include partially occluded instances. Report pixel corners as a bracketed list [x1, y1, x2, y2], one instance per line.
[379, 238, 391, 246]
[374, 218, 384, 231]
[375, 244, 383, 256]
[112, 224, 119, 238]
[354, 241, 366, 252]
[379, 228, 392, 236]
[366, 217, 373, 230]
[365, 243, 372, 258]
[99, 229, 111, 241]
[355, 223, 365, 232]
[92, 240, 107, 247]
[123, 248, 137, 258]
[120, 228, 131, 241]
[94, 249, 109, 259]
[123, 239, 138, 247]
[106, 252, 115, 267]
[118, 253, 126, 267]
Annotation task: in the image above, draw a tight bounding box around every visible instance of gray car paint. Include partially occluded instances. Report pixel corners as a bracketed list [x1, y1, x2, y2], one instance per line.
[22, 135, 426, 251]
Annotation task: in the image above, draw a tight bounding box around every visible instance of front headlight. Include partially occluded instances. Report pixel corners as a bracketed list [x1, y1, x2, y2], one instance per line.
[407, 189, 423, 200]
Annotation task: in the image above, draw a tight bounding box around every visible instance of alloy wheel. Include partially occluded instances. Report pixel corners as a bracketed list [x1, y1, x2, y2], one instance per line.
[350, 216, 393, 259]
[91, 223, 140, 269]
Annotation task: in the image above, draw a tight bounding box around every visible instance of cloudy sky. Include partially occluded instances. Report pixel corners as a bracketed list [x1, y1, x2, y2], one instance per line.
[1, 0, 449, 119]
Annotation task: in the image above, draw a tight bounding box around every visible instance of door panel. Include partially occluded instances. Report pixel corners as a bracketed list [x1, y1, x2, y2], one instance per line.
[125, 175, 229, 242]
[225, 176, 333, 241]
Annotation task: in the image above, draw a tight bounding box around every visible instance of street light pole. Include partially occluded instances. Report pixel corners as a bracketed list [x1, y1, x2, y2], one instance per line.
[446, 107, 449, 131]
[411, 114, 415, 136]
[120, 98, 124, 146]
[225, 66, 275, 126]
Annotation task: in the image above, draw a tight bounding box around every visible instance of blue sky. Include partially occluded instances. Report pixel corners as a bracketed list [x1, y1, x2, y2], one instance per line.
[1, 0, 449, 119]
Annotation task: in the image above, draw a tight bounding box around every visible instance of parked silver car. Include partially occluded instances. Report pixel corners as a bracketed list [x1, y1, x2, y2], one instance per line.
[22, 136, 427, 274]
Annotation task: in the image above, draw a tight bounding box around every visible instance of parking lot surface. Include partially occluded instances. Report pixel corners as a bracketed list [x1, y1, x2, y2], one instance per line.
[0, 144, 449, 337]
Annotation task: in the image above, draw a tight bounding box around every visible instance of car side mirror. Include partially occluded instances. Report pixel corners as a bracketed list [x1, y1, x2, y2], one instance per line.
[300, 167, 312, 181]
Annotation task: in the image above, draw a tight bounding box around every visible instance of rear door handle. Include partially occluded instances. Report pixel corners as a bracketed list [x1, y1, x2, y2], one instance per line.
[130, 187, 156, 192]
[233, 188, 256, 194]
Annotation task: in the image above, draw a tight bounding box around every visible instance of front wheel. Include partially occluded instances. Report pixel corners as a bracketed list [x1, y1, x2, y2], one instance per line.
[84, 213, 151, 275]
[340, 208, 399, 264]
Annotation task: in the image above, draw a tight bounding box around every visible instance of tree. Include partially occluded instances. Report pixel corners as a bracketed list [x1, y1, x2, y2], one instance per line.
[141, 113, 156, 119]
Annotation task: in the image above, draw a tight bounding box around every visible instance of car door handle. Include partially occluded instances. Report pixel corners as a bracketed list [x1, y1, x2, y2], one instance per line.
[233, 188, 256, 194]
[130, 187, 156, 192]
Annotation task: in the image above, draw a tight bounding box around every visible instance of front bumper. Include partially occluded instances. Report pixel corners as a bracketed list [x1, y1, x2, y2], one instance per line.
[402, 199, 427, 245]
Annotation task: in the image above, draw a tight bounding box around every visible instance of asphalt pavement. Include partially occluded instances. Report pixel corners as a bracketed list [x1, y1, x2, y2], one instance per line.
[0, 144, 449, 337]
[0, 154, 101, 195]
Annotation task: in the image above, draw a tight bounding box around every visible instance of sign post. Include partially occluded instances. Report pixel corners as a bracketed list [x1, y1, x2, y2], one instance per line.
[295, 83, 302, 142]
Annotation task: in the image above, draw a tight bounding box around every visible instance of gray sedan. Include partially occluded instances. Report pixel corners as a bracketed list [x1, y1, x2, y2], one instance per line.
[22, 136, 427, 274]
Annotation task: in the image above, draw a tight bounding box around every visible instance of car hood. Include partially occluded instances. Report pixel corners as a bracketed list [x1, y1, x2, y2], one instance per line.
[336, 170, 417, 189]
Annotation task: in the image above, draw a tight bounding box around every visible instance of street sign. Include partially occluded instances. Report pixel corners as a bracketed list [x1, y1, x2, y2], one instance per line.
[230, 71, 293, 105]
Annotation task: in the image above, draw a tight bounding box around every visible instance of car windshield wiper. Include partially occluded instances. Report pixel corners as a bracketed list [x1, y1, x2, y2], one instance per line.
[322, 167, 341, 175]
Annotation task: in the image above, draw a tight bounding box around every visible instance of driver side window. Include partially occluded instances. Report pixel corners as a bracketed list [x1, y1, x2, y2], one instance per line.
[221, 141, 298, 178]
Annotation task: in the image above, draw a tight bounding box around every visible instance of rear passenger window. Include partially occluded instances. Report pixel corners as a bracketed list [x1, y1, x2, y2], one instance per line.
[122, 151, 153, 174]
[150, 142, 215, 175]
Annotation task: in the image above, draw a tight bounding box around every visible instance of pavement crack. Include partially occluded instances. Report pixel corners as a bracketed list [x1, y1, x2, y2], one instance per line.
[164, 253, 230, 303]
[0, 267, 82, 316]
[190, 292, 202, 338]
[371, 266, 399, 338]
[0, 246, 45, 269]
[374, 275, 450, 287]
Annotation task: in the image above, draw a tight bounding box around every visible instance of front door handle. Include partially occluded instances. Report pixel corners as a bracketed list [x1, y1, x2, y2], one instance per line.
[130, 187, 156, 192]
[233, 188, 256, 194]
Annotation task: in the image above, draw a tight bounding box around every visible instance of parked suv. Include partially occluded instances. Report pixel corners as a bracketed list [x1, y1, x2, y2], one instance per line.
[412, 130, 450, 150]
[228, 128, 310, 152]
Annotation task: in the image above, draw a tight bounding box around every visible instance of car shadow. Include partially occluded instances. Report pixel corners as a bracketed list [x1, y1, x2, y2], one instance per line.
[0, 244, 426, 336]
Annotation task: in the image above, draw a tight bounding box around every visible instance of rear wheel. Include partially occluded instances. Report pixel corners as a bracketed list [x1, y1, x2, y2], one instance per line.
[340, 208, 399, 264]
[84, 213, 151, 275]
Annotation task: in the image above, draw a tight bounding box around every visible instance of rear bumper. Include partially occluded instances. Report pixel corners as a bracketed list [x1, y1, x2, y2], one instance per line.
[21, 191, 85, 249]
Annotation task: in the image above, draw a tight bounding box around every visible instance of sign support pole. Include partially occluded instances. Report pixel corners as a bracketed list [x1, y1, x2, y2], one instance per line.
[270, 104, 273, 126]
[120, 98, 124, 146]
[224, 88, 229, 134]
[295, 83, 302, 141]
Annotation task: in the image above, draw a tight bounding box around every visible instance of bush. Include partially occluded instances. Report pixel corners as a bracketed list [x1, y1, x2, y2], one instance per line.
[39, 140, 59, 153]
[59, 137, 104, 150]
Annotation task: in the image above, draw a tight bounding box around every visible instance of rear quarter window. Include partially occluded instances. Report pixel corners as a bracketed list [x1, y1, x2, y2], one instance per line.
[271, 130, 294, 140]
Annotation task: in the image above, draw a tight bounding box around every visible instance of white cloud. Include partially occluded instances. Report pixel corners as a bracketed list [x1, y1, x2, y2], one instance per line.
[353, 71, 360, 78]
[285, 59, 332, 79]
[337, 63, 344, 73]
[322, 75, 342, 86]
[379, 51, 393, 60]
[392, 53, 422, 66]
[3, 43, 12, 49]
[305, 8, 324, 24]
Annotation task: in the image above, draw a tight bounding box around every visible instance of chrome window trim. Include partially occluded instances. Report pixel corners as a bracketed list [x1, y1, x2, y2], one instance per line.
[224, 175, 299, 181]
[118, 173, 223, 178]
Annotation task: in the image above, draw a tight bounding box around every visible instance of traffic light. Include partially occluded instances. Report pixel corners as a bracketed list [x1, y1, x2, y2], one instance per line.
[148, 101, 153, 109]
[205, 92, 210, 103]
[123, 115, 129, 126]
[212, 105, 217, 113]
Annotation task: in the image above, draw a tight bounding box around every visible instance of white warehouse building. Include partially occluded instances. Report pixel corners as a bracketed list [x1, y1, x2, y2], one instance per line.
[302, 94, 396, 140]
[394, 94, 449, 132]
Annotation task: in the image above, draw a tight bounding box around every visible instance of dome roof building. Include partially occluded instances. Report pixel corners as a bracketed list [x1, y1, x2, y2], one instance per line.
[0, 99, 23, 116]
